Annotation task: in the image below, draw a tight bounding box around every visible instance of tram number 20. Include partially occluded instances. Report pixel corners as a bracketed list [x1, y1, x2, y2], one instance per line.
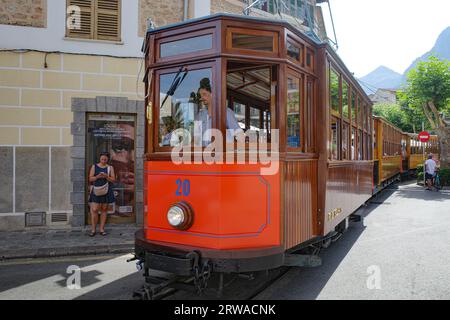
[175, 179, 190, 196]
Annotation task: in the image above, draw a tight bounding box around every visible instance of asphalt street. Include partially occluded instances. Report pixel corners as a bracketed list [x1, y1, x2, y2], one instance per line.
[255, 182, 450, 300]
[0, 182, 449, 300]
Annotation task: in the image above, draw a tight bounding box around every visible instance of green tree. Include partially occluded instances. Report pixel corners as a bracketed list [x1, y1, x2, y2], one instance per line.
[403, 55, 450, 168]
[372, 103, 413, 132]
[397, 91, 432, 133]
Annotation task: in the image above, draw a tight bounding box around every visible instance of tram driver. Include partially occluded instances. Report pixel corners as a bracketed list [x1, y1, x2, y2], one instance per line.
[196, 77, 244, 145]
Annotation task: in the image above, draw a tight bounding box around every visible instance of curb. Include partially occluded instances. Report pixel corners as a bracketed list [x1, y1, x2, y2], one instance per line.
[0, 243, 135, 261]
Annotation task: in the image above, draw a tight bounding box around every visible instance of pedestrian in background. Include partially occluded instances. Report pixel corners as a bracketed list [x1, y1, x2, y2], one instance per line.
[424, 153, 437, 191]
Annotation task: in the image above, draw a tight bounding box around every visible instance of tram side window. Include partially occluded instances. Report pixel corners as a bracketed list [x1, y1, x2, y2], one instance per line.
[331, 117, 340, 160]
[306, 79, 315, 153]
[158, 68, 212, 147]
[342, 122, 349, 160]
[351, 127, 356, 160]
[357, 96, 362, 128]
[287, 76, 301, 148]
[330, 68, 340, 117]
[351, 91, 356, 124]
[358, 129, 363, 160]
[342, 81, 349, 120]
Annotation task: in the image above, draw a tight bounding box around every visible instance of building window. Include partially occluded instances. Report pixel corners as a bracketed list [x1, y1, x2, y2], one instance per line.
[66, 0, 121, 41]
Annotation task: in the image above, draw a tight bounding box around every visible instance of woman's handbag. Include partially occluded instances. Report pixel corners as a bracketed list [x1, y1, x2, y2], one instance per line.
[93, 166, 110, 197]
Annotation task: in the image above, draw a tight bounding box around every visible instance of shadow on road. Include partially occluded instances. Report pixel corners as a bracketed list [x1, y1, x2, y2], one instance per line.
[0, 255, 117, 294]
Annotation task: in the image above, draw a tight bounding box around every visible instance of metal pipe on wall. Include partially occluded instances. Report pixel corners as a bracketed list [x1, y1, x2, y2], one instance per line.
[184, 0, 189, 20]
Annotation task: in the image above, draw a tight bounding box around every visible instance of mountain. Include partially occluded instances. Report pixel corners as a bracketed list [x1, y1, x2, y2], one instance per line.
[359, 26, 450, 94]
[402, 26, 450, 79]
[359, 66, 402, 95]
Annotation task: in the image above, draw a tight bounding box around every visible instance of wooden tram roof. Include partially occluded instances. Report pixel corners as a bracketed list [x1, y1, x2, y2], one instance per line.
[373, 115, 405, 135]
[143, 13, 372, 106]
[144, 13, 322, 44]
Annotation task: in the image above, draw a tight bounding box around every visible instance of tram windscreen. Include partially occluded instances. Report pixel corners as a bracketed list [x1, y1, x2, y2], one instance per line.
[159, 68, 212, 147]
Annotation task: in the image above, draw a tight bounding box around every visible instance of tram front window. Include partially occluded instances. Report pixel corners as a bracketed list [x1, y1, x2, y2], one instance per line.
[159, 68, 212, 147]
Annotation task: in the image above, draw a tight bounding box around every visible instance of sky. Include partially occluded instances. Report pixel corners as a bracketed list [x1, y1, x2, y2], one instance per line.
[319, 0, 450, 78]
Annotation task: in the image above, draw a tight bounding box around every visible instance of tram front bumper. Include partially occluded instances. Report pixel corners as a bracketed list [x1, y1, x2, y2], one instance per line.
[134, 229, 285, 274]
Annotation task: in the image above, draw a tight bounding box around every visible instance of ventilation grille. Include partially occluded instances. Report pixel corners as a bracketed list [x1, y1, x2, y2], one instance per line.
[51, 213, 68, 223]
[25, 212, 46, 227]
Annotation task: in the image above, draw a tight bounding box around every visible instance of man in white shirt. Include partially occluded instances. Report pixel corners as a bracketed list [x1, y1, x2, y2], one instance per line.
[197, 78, 244, 145]
[424, 154, 437, 190]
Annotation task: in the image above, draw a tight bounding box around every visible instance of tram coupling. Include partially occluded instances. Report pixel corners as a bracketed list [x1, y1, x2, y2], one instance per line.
[127, 254, 144, 271]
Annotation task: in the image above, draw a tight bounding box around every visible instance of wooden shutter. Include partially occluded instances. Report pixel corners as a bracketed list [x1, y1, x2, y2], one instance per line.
[66, 0, 94, 39]
[95, 0, 121, 41]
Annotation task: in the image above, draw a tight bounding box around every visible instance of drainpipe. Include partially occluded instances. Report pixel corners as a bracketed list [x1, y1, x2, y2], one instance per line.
[184, 0, 189, 20]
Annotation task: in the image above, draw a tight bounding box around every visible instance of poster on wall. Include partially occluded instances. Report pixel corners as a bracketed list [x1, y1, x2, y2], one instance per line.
[87, 113, 136, 224]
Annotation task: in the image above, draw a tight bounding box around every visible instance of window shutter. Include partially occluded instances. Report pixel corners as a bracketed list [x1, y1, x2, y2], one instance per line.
[95, 0, 121, 41]
[66, 0, 94, 39]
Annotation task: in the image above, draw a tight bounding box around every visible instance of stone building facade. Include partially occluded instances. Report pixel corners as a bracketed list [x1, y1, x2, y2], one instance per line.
[0, 0, 327, 231]
[0, 0, 47, 28]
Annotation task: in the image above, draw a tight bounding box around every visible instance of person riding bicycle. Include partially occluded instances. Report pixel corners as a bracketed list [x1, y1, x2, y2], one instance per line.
[424, 153, 437, 191]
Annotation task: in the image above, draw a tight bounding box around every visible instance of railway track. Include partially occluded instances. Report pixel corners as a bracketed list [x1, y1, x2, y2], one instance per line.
[133, 266, 291, 300]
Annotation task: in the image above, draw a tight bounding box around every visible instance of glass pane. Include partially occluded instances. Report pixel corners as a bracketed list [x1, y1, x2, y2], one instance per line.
[233, 102, 246, 130]
[331, 117, 340, 160]
[351, 91, 356, 124]
[330, 68, 339, 116]
[351, 127, 356, 160]
[87, 113, 136, 223]
[342, 122, 349, 160]
[249, 106, 262, 130]
[159, 68, 212, 147]
[306, 50, 313, 67]
[342, 81, 349, 120]
[358, 129, 363, 160]
[306, 80, 313, 151]
[232, 33, 273, 52]
[160, 34, 213, 58]
[357, 96, 362, 128]
[287, 76, 301, 148]
[287, 42, 301, 62]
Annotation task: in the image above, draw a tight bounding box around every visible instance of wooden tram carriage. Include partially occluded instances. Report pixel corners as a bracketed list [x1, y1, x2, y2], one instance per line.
[372, 116, 440, 190]
[134, 13, 376, 280]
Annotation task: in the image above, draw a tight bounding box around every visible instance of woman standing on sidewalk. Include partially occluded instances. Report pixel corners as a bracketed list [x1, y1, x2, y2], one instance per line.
[88, 152, 116, 236]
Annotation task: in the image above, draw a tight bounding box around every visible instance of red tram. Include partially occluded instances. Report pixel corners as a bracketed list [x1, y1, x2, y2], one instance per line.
[132, 13, 433, 296]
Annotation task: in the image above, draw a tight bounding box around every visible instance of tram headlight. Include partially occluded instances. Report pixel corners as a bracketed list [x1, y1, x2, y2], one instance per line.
[167, 202, 194, 230]
[167, 206, 185, 227]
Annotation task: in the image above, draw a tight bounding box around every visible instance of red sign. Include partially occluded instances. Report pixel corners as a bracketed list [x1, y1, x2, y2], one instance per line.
[418, 131, 430, 142]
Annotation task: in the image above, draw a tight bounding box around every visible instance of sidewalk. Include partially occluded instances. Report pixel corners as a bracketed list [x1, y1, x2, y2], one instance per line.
[0, 225, 138, 261]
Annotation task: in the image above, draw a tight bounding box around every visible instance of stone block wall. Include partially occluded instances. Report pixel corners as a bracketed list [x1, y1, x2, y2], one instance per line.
[139, 0, 185, 37]
[0, 50, 145, 231]
[0, 0, 47, 28]
[0, 50, 144, 147]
